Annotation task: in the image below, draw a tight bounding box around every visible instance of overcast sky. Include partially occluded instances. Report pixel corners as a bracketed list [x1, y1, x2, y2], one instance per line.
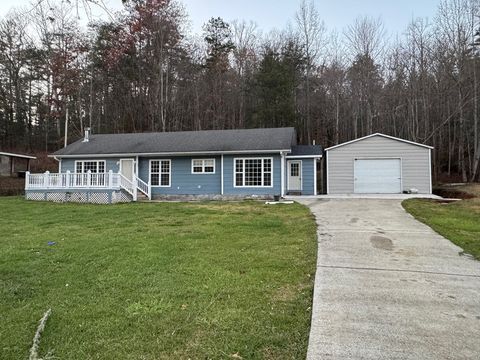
[0, 0, 440, 36]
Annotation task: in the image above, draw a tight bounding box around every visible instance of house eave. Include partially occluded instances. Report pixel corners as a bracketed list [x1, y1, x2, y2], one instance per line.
[285, 155, 323, 159]
[50, 149, 293, 158]
[0, 151, 37, 160]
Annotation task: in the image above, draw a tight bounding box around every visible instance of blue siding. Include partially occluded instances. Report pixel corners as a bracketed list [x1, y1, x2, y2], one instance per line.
[223, 154, 281, 196]
[59, 153, 289, 197]
[138, 156, 222, 195]
[285, 158, 316, 195]
[301, 159, 316, 195]
[60, 158, 121, 173]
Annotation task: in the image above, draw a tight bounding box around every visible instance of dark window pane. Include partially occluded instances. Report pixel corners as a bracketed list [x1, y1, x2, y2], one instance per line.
[161, 161, 170, 172]
[264, 173, 271, 186]
[235, 160, 243, 172]
[245, 159, 262, 186]
[291, 163, 299, 176]
[151, 174, 159, 186]
[161, 173, 169, 186]
[236, 173, 243, 186]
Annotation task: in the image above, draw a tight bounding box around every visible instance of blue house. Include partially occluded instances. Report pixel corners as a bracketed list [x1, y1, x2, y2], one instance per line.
[25, 127, 322, 204]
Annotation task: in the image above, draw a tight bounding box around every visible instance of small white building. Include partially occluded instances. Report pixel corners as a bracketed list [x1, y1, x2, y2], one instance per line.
[325, 133, 433, 194]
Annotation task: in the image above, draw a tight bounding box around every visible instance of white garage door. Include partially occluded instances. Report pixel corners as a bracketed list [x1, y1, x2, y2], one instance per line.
[354, 159, 401, 193]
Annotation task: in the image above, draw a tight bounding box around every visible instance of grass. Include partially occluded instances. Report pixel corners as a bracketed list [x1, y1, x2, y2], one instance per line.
[0, 197, 317, 359]
[403, 184, 480, 260]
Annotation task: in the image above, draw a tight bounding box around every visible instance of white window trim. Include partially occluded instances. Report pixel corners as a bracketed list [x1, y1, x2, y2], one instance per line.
[149, 159, 171, 188]
[191, 158, 216, 174]
[74, 160, 106, 173]
[233, 157, 274, 188]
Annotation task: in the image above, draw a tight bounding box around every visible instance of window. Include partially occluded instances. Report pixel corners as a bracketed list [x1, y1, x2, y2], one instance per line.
[234, 158, 272, 187]
[290, 163, 299, 176]
[192, 159, 215, 174]
[150, 160, 171, 187]
[75, 160, 106, 173]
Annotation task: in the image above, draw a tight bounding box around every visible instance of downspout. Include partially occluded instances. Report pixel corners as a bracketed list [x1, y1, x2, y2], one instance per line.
[53, 156, 61, 173]
[280, 151, 286, 198]
[135, 155, 139, 177]
[221, 154, 224, 195]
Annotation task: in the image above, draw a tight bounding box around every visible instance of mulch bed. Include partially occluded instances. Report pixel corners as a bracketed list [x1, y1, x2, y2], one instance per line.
[433, 187, 476, 200]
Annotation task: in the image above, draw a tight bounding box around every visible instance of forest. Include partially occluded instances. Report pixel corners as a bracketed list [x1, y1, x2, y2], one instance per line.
[0, 0, 479, 181]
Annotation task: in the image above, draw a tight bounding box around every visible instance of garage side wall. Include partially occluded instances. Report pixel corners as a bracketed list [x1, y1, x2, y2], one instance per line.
[327, 136, 431, 194]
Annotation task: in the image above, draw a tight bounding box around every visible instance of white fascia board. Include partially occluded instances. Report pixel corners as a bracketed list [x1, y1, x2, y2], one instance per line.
[50, 149, 293, 158]
[325, 133, 434, 151]
[285, 155, 323, 159]
[0, 151, 36, 159]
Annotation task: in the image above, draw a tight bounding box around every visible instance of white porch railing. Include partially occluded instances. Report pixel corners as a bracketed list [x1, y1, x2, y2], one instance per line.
[25, 171, 154, 202]
[119, 173, 137, 201]
[26, 170, 120, 190]
[136, 176, 151, 200]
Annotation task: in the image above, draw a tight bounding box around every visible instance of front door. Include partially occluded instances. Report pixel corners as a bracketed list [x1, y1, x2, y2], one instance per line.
[120, 159, 135, 182]
[288, 160, 302, 191]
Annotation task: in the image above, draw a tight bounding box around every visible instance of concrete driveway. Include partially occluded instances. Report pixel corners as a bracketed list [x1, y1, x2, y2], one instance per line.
[297, 198, 480, 360]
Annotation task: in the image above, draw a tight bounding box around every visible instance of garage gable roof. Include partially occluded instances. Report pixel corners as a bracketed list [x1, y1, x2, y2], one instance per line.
[325, 133, 434, 151]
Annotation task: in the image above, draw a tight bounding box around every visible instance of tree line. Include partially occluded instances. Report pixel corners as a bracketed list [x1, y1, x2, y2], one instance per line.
[0, 0, 479, 181]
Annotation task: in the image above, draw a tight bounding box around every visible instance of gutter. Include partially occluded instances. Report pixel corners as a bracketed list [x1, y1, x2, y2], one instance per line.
[50, 149, 293, 158]
[285, 155, 323, 159]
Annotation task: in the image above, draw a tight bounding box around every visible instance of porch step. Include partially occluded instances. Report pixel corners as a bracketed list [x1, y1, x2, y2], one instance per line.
[287, 191, 302, 196]
[136, 190, 149, 201]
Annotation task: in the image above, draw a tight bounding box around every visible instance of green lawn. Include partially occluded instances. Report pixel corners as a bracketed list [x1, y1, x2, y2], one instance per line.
[0, 197, 317, 359]
[403, 196, 480, 260]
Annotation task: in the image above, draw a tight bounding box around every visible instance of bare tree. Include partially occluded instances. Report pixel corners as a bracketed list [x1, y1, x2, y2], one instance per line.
[295, 0, 326, 143]
[345, 16, 386, 60]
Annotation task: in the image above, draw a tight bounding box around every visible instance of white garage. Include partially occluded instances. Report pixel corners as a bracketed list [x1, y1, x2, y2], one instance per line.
[326, 133, 433, 194]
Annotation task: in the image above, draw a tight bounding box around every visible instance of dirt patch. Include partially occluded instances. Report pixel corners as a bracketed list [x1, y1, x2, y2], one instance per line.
[433, 187, 475, 200]
[370, 235, 394, 251]
[262, 347, 284, 360]
[272, 283, 309, 302]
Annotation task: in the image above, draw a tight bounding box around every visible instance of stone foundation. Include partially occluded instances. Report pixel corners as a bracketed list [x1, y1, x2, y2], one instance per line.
[150, 194, 274, 201]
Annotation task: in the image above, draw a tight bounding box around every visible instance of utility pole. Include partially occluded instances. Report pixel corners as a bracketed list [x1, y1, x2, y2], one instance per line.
[64, 105, 69, 148]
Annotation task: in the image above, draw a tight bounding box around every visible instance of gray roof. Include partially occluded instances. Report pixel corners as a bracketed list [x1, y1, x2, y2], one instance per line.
[290, 145, 323, 156]
[53, 128, 297, 156]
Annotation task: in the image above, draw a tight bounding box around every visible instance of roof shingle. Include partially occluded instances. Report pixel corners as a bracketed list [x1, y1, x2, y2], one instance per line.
[289, 145, 323, 156]
[54, 128, 297, 156]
